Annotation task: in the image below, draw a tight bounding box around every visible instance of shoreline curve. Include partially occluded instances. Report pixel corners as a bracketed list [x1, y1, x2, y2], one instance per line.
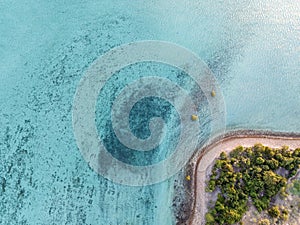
[186, 129, 300, 225]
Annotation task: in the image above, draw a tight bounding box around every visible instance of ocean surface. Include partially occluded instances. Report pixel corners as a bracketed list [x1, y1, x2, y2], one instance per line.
[0, 1, 299, 224]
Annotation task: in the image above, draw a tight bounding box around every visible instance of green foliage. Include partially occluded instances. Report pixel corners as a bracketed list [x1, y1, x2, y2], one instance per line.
[229, 146, 244, 158]
[256, 157, 265, 164]
[268, 205, 280, 218]
[280, 207, 289, 221]
[289, 179, 300, 196]
[293, 148, 300, 157]
[258, 219, 270, 225]
[207, 180, 216, 192]
[266, 158, 279, 169]
[279, 186, 288, 198]
[205, 212, 215, 224]
[253, 197, 269, 212]
[205, 144, 300, 225]
[220, 151, 227, 160]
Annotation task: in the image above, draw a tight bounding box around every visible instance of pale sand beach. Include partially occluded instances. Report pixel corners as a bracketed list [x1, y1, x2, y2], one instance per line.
[188, 132, 300, 225]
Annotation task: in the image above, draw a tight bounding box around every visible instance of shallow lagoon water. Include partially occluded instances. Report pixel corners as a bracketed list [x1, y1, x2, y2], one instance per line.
[0, 1, 299, 224]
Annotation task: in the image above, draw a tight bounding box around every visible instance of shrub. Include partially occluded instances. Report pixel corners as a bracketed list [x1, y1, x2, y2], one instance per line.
[208, 180, 216, 191]
[280, 207, 289, 221]
[268, 205, 280, 218]
[292, 148, 300, 157]
[256, 157, 265, 165]
[258, 219, 270, 225]
[220, 151, 227, 160]
[290, 179, 300, 196]
[205, 212, 215, 224]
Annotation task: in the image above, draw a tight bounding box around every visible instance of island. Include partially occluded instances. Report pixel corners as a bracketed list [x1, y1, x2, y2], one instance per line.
[176, 131, 300, 225]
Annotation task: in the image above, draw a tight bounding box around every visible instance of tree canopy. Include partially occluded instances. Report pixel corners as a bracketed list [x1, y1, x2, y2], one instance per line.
[205, 144, 300, 225]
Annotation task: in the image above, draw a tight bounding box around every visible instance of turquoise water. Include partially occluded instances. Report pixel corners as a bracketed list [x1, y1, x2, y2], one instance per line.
[0, 1, 299, 224]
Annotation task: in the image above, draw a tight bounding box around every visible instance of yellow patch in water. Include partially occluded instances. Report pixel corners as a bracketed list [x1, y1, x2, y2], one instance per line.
[191, 115, 198, 121]
[211, 90, 216, 97]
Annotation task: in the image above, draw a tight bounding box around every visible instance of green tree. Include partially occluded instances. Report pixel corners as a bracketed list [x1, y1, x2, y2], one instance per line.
[256, 157, 265, 165]
[205, 212, 215, 224]
[280, 207, 289, 221]
[220, 151, 227, 160]
[268, 205, 280, 218]
[205, 144, 300, 225]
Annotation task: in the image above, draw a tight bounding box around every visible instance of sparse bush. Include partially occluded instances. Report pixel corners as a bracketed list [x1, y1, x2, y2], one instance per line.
[290, 180, 300, 196]
[258, 218, 270, 225]
[220, 151, 227, 160]
[280, 207, 289, 221]
[205, 212, 214, 224]
[268, 205, 280, 218]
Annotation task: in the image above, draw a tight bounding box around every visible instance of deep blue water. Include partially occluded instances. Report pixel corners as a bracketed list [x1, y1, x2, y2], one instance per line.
[0, 1, 299, 224]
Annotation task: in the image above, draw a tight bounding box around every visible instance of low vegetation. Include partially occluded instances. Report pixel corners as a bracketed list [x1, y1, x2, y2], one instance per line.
[205, 144, 300, 225]
[289, 179, 300, 196]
